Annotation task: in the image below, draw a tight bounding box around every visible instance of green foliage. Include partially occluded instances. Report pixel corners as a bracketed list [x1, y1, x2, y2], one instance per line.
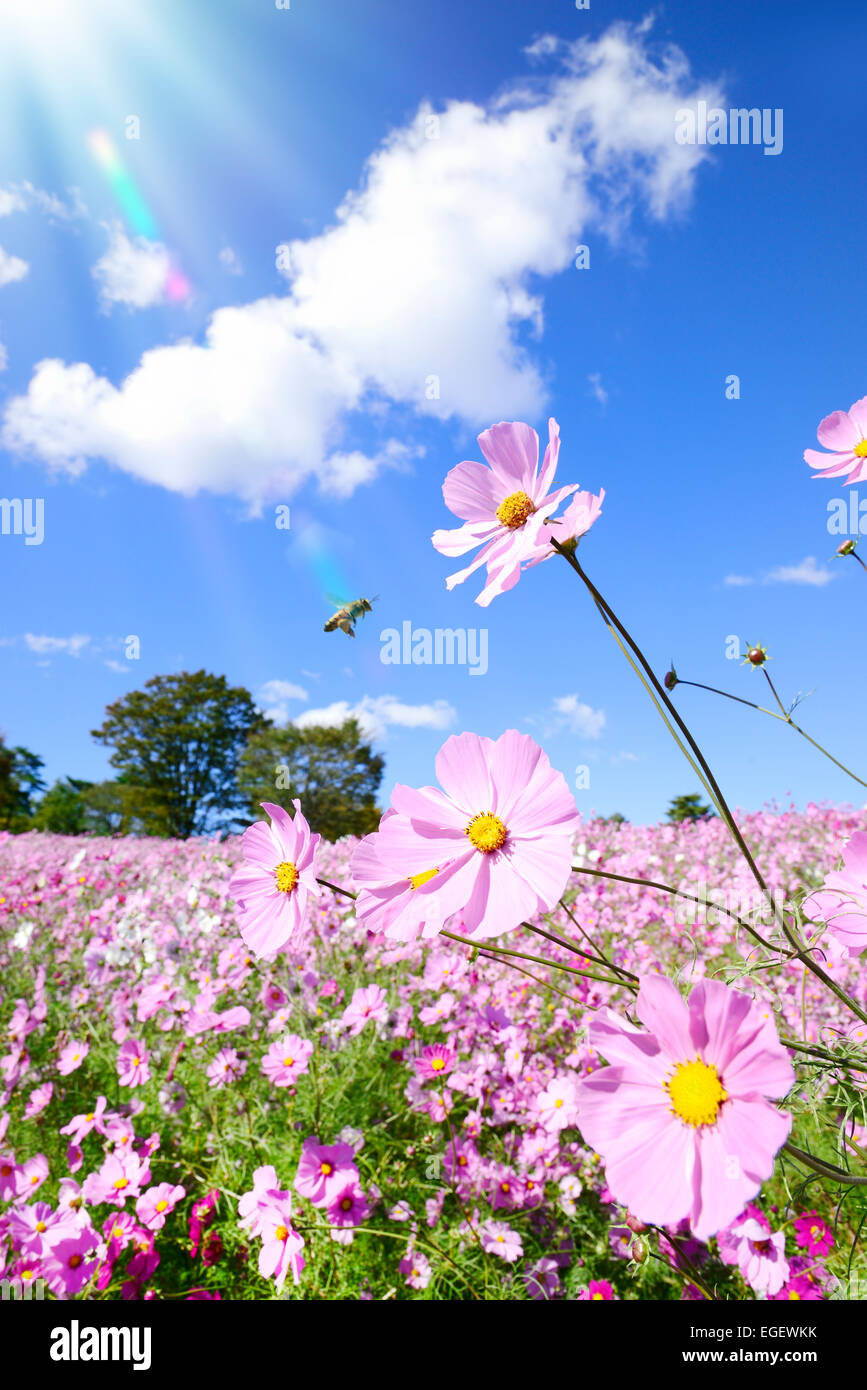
[665, 792, 713, 824]
[0, 735, 45, 830]
[238, 717, 384, 841]
[91, 671, 265, 839]
[30, 777, 93, 834]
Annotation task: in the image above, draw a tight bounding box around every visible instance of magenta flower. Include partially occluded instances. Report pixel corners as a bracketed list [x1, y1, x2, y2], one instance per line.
[25, 1082, 53, 1118]
[257, 1196, 305, 1291]
[523, 1256, 561, 1300]
[575, 975, 795, 1240]
[794, 1210, 834, 1258]
[524, 487, 605, 567]
[771, 1273, 825, 1301]
[413, 1044, 457, 1083]
[116, 1039, 151, 1088]
[42, 1228, 99, 1298]
[228, 800, 320, 959]
[260, 1034, 314, 1087]
[803, 833, 867, 959]
[326, 1181, 371, 1242]
[725, 1214, 789, 1295]
[341, 984, 389, 1036]
[432, 418, 579, 606]
[81, 1150, 151, 1208]
[399, 1248, 432, 1289]
[351, 730, 579, 943]
[537, 1077, 579, 1133]
[61, 1096, 107, 1146]
[206, 1047, 246, 1088]
[804, 396, 867, 484]
[480, 1219, 523, 1263]
[294, 1138, 357, 1206]
[136, 1181, 186, 1231]
[57, 1040, 89, 1075]
[578, 1279, 616, 1300]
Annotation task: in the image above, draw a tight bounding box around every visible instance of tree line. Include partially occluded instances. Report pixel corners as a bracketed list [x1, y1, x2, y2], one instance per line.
[0, 670, 384, 842]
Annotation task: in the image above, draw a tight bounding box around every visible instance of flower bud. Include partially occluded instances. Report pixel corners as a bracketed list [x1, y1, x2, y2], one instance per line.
[630, 1238, 647, 1264]
[664, 666, 678, 691]
[625, 1212, 647, 1234]
[837, 539, 857, 556]
[744, 642, 769, 668]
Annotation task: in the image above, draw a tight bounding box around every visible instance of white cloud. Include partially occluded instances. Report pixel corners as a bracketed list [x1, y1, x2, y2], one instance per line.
[0, 246, 28, 286]
[92, 225, 172, 310]
[553, 693, 606, 739]
[724, 573, 754, 587]
[0, 339, 7, 372]
[764, 557, 835, 588]
[2, 23, 722, 504]
[294, 694, 456, 742]
[24, 633, 90, 656]
[219, 246, 243, 275]
[256, 678, 309, 723]
[0, 182, 83, 221]
[588, 371, 608, 407]
[105, 658, 131, 673]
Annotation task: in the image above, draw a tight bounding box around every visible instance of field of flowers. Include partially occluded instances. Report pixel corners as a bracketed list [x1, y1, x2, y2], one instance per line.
[2, 797, 866, 1302]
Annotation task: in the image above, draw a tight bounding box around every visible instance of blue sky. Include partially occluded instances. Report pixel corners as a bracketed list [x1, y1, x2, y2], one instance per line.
[1, 0, 865, 825]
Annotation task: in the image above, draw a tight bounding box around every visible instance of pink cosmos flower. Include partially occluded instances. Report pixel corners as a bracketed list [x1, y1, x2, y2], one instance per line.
[82, 1150, 151, 1208]
[42, 1228, 99, 1298]
[724, 1213, 789, 1295]
[239, 1165, 283, 1238]
[116, 1039, 151, 1088]
[771, 1273, 825, 1301]
[804, 397, 867, 485]
[432, 418, 578, 606]
[60, 1096, 107, 1146]
[293, 1138, 357, 1206]
[413, 1044, 457, 1083]
[256, 1196, 305, 1291]
[480, 1219, 523, 1263]
[0, 1153, 18, 1200]
[261, 1034, 314, 1087]
[326, 1182, 371, 1245]
[537, 1077, 579, 1133]
[575, 975, 795, 1240]
[206, 1047, 246, 1088]
[136, 1182, 186, 1231]
[803, 833, 867, 959]
[16, 1153, 49, 1197]
[25, 1082, 53, 1118]
[794, 1210, 834, 1258]
[58, 1040, 89, 1075]
[228, 800, 321, 959]
[578, 1279, 616, 1300]
[399, 1248, 432, 1290]
[351, 730, 579, 943]
[341, 985, 388, 1036]
[524, 487, 605, 567]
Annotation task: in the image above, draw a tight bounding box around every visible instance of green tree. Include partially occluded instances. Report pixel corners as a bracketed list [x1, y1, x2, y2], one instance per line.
[91, 671, 265, 839]
[0, 735, 45, 830]
[31, 777, 93, 834]
[666, 792, 713, 824]
[239, 718, 384, 841]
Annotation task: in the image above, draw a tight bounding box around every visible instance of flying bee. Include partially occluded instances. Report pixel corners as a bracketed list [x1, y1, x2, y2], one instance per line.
[323, 594, 378, 638]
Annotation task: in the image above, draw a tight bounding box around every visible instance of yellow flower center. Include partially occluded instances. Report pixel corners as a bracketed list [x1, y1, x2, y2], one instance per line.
[321, 1162, 333, 1176]
[854, 439, 867, 458]
[592, 1291, 604, 1300]
[464, 812, 507, 853]
[275, 1224, 289, 1242]
[408, 867, 439, 890]
[496, 490, 536, 529]
[156, 1200, 168, 1212]
[69, 1254, 82, 1269]
[431, 1057, 446, 1071]
[113, 1178, 129, 1190]
[275, 861, 299, 894]
[283, 1056, 295, 1068]
[340, 1198, 353, 1212]
[665, 1057, 727, 1127]
[36, 1221, 47, 1232]
[86, 1113, 94, 1122]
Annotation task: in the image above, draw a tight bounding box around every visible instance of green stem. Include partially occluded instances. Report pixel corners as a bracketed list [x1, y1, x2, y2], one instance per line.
[784, 1142, 867, 1186]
